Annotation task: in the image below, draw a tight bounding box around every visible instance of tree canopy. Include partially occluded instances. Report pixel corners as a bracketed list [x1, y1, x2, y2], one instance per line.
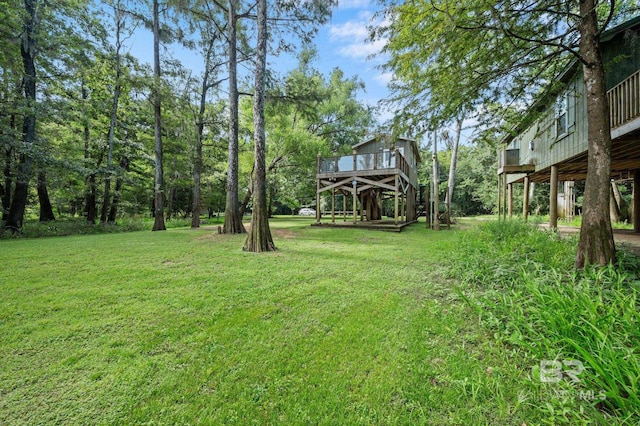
[377, 0, 640, 266]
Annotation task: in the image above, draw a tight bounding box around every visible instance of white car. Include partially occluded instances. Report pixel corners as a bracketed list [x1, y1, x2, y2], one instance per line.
[298, 208, 316, 216]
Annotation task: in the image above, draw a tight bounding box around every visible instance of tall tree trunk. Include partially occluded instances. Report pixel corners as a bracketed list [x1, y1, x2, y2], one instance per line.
[82, 83, 98, 224]
[192, 137, 202, 227]
[575, 0, 615, 267]
[611, 181, 629, 222]
[101, 1, 124, 223]
[37, 170, 55, 222]
[166, 187, 174, 220]
[107, 157, 129, 223]
[223, 0, 246, 234]
[446, 116, 462, 205]
[85, 173, 97, 223]
[151, 0, 166, 231]
[192, 34, 217, 229]
[609, 181, 621, 223]
[2, 144, 12, 221]
[244, 0, 275, 252]
[6, 0, 37, 232]
[191, 85, 206, 229]
[239, 186, 252, 217]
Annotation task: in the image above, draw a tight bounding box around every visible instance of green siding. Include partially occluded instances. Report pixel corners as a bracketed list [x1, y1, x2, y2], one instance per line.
[603, 30, 640, 90]
[507, 76, 588, 176]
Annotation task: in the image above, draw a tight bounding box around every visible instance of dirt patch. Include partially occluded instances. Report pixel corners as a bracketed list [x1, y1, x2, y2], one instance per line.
[193, 223, 297, 242]
[540, 223, 640, 256]
[272, 228, 296, 239]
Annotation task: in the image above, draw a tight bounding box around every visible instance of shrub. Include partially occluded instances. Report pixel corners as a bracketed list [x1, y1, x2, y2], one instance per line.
[451, 220, 640, 423]
[0, 218, 148, 238]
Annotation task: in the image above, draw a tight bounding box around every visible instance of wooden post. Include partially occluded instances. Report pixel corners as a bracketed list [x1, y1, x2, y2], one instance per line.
[497, 173, 502, 221]
[331, 188, 335, 224]
[394, 175, 399, 225]
[550, 165, 558, 230]
[400, 189, 405, 223]
[523, 175, 530, 222]
[634, 171, 640, 233]
[502, 174, 507, 221]
[352, 182, 357, 225]
[508, 183, 513, 218]
[432, 134, 439, 230]
[353, 148, 357, 172]
[343, 193, 347, 222]
[316, 154, 321, 224]
[316, 155, 321, 224]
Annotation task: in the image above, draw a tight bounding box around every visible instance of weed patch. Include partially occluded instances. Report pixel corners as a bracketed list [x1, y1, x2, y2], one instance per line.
[451, 220, 640, 424]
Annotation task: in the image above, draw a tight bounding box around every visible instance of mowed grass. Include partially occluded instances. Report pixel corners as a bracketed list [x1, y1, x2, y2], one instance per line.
[1, 219, 552, 424]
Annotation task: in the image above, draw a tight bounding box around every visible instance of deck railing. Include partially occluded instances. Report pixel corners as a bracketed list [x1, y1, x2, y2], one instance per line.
[499, 149, 520, 168]
[318, 150, 410, 177]
[609, 68, 640, 129]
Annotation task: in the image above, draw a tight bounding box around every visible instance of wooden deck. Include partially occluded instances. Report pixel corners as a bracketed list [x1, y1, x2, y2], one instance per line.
[310, 219, 418, 232]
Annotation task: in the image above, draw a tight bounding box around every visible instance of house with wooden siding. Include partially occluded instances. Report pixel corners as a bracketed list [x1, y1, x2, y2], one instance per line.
[315, 135, 421, 230]
[497, 16, 640, 229]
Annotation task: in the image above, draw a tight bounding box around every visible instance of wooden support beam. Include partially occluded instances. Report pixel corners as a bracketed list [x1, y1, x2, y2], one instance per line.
[355, 176, 396, 192]
[550, 165, 558, 230]
[502, 173, 507, 221]
[318, 177, 354, 193]
[508, 183, 513, 218]
[634, 171, 640, 233]
[352, 185, 357, 225]
[523, 175, 530, 222]
[316, 156, 321, 224]
[343, 193, 347, 222]
[497, 174, 502, 221]
[394, 174, 399, 225]
[331, 188, 335, 224]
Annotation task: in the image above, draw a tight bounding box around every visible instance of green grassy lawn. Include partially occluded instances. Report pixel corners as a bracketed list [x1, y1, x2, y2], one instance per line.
[0, 219, 605, 424]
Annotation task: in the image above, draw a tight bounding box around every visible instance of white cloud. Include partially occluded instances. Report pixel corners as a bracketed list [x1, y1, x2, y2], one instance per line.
[329, 13, 388, 61]
[329, 20, 369, 41]
[373, 71, 394, 85]
[338, 38, 386, 59]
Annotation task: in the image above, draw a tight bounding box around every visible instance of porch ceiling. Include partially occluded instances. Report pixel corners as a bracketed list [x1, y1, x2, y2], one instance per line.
[514, 129, 640, 183]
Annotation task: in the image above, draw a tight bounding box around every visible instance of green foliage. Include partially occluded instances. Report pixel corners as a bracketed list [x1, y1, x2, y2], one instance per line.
[0, 218, 148, 238]
[0, 215, 226, 238]
[425, 143, 498, 215]
[376, 1, 639, 135]
[244, 49, 374, 212]
[451, 220, 640, 423]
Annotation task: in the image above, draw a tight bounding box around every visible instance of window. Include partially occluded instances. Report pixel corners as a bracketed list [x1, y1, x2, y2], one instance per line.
[556, 92, 568, 137]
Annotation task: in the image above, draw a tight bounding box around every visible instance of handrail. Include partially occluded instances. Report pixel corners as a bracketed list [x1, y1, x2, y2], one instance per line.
[318, 150, 411, 175]
[609, 68, 640, 129]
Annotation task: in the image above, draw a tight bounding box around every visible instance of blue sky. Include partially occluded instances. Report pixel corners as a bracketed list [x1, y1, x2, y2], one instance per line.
[127, 0, 391, 122]
[303, 0, 391, 121]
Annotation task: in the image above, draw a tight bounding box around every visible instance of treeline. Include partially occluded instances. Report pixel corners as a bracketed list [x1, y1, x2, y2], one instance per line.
[0, 0, 373, 232]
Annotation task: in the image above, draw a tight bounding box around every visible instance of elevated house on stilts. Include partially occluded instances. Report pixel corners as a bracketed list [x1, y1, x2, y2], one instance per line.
[314, 135, 421, 231]
[498, 16, 640, 230]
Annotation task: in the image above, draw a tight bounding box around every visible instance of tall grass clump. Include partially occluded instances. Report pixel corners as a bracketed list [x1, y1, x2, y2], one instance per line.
[451, 220, 640, 424]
